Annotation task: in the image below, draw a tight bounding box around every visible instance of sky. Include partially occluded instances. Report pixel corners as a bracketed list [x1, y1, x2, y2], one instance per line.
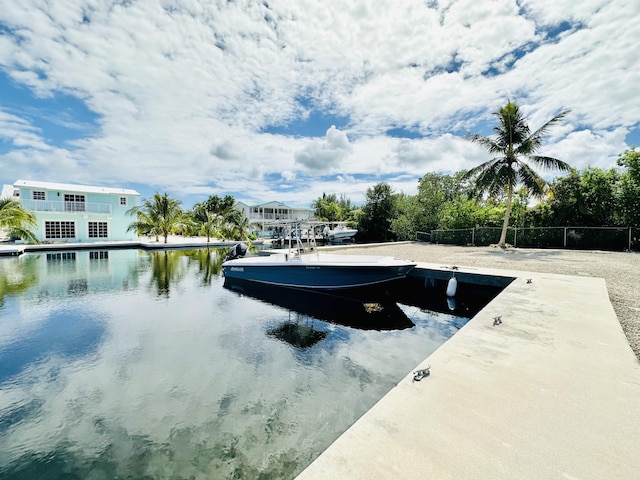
[1, 0, 638, 209]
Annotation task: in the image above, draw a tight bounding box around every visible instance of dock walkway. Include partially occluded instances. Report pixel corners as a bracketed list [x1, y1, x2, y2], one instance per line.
[296, 262, 640, 480]
[0, 238, 237, 256]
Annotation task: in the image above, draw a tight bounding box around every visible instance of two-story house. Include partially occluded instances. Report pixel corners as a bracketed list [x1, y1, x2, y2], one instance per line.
[234, 201, 312, 236]
[8, 180, 140, 243]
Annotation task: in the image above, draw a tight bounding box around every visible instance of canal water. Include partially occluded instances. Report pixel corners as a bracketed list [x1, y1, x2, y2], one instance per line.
[0, 248, 478, 479]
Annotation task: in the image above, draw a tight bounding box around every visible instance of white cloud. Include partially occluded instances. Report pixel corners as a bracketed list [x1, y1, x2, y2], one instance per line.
[210, 140, 239, 160]
[294, 125, 352, 172]
[337, 174, 355, 183]
[0, 0, 637, 205]
[546, 128, 629, 172]
[0, 109, 49, 151]
[281, 170, 296, 181]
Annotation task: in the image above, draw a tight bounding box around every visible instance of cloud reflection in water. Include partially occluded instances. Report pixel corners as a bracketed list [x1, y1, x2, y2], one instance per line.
[0, 249, 468, 479]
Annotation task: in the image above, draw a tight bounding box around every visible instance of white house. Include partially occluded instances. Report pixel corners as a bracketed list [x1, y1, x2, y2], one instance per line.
[8, 180, 140, 243]
[234, 201, 312, 236]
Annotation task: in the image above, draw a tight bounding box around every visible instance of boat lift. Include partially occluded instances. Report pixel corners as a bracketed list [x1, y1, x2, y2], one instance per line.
[264, 219, 328, 259]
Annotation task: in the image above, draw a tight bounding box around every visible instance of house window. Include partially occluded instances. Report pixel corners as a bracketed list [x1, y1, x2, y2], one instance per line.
[120, 197, 127, 206]
[46, 252, 77, 275]
[45, 221, 76, 239]
[88, 221, 108, 238]
[89, 251, 109, 260]
[64, 194, 86, 212]
[47, 252, 76, 262]
[33, 191, 46, 200]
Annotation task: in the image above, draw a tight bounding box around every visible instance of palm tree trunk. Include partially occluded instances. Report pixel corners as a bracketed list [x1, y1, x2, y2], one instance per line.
[499, 184, 514, 247]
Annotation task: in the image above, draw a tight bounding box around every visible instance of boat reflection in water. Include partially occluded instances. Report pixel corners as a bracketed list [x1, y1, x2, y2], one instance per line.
[223, 277, 414, 348]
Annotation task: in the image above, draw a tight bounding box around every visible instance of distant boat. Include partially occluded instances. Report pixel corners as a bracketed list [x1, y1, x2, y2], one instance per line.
[322, 222, 358, 242]
[222, 221, 415, 291]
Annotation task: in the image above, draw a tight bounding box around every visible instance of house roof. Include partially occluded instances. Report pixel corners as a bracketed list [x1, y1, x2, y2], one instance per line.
[13, 179, 140, 196]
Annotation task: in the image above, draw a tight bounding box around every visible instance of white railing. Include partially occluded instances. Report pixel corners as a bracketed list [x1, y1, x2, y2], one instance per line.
[247, 213, 296, 221]
[22, 199, 112, 214]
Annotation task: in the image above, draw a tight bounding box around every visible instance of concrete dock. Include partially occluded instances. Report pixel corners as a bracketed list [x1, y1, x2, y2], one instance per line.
[296, 262, 640, 480]
[0, 238, 238, 256]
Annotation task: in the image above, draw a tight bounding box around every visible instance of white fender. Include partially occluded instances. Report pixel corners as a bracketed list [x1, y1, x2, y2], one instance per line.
[446, 275, 457, 297]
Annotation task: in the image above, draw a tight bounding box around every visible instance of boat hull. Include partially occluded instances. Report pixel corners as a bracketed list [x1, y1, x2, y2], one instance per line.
[222, 254, 416, 290]
[327, 229, 357, 241]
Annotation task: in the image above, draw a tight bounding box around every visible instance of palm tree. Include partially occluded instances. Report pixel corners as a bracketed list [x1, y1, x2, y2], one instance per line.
[464, 101, 571, 247]
[197, 211, 223, 243]
[312, 193, 341, 221]
[127, 193, 185, 243]
[0, 199, 40, 244]
[227, 213, 251, 242]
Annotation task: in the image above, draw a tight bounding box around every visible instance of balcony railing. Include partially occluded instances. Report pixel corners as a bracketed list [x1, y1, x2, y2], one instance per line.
[22, 199, 112, 214]
[247, 213, 296, 221]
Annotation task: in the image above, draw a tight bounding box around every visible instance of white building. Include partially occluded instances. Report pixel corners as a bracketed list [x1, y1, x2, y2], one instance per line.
[6, 180, 140, 243]
[234, 201, 312, 236]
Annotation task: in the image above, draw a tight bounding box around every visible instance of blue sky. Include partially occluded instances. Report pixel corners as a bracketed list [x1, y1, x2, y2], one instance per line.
[1, 0, 638, 208]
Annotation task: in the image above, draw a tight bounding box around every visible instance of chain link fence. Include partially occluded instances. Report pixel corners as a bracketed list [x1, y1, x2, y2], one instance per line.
[421, 226, 639, 251]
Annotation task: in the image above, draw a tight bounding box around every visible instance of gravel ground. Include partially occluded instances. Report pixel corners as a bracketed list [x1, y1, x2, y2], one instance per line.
[330, 243, 640, 362]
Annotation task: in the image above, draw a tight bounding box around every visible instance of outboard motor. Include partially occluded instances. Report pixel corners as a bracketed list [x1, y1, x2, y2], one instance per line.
[225, 242, 247, 261]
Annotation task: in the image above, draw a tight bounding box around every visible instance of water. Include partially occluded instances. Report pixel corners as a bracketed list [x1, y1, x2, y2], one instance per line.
[0, 248, 471, 479]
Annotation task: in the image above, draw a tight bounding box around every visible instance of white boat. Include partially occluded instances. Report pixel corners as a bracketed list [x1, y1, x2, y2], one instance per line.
[322, 222, 358, 242]
[222, 222, 415, 290]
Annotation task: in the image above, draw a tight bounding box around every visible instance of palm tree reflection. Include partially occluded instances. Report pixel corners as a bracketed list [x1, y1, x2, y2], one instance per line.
[184, 248, 224, 285]
[143, 250, 187, 297]
[0, 255, 40, 307]
[142, 248, 226, 296]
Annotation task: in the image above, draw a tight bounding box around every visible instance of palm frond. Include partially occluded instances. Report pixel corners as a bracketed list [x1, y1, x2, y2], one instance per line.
[471, 160, 506, 198]
[463, 158, 500, 180]
[494, 102, 530, 147]
[0, 199, 39, 244]
[527, 155, 571, 171]
[527, 110, 569, 144]
[517, 161, 547, 197]
[467, 134, 506, 155]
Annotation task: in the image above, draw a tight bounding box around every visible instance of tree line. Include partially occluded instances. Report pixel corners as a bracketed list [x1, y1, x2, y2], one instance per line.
[349, 147, 639, 243]
[126, 193, 252, 243]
